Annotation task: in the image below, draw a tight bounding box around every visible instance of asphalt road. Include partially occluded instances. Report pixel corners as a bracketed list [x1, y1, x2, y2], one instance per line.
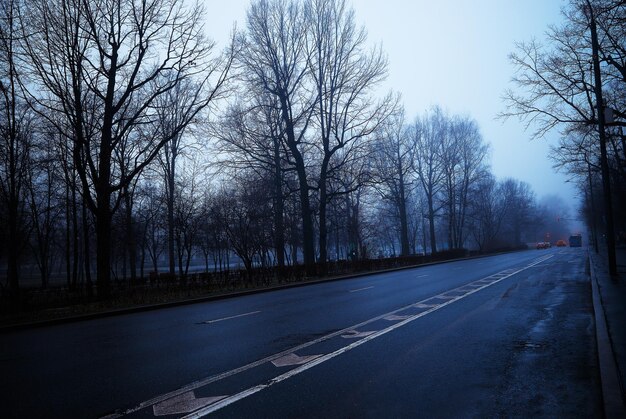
[0, 248, 601, 418]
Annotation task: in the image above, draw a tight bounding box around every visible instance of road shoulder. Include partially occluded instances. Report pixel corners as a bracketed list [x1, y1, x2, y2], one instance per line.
[589, 248, 626, 418]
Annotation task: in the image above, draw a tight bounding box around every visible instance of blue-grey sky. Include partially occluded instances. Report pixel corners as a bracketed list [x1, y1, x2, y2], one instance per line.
[206, 0, 579, 214]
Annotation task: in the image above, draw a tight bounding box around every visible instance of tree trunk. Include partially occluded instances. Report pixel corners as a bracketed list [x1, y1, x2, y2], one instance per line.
[318, 168, 328, 268]
[273, 137, 285, 270]
[65, 182, 71, 288]
[71, 177, 79, 289]
[280, 96, 315, 273]
[398, 169, 410, 256]
[140, 245, 146, 281]
[95, 195, 112, 298]
[124, 188, 137, 282]
[428, 194, 437, 254]
[399, 200, 410, 256]
[167, 164, 176, 275]
[177, 234, 184, 279]
[82, 196, 92, 297]
[96, 131, 113, 297]
[295, 159, 314, 272]
[7, 200, 19, 296]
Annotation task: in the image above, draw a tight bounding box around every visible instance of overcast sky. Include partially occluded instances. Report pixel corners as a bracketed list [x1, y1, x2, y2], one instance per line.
[205, 0, 579, 216]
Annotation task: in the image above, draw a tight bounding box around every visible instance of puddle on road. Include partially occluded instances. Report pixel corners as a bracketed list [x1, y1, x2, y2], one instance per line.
[513, 340, 547, 350]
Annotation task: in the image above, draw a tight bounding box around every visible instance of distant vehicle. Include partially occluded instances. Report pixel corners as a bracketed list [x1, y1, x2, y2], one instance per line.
[556, 240, 567, 247]
[536, 242, 549, 249]
[569, 234, 582, 247]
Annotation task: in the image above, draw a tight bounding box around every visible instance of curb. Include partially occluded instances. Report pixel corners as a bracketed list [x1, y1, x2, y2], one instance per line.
[589, 252, 626, 418]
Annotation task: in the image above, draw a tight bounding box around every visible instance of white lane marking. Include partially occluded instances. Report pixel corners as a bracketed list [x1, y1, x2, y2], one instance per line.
[341, 330, 377, 339]
[153, 392, 226, 416]
[417, 274, 429, 278]
[112, 254, 555, 418]
[526, 255, 552, 267]
[184, 255, 555, 418]
[112, 299, 429, 416]
[349, 286, 374, 293]
[529, 255, 553, 266]
[271, 353, 322, 367]
[414, 303, 438, 309]
[200, 311, 261, 324]
[384, 314, 412, 321]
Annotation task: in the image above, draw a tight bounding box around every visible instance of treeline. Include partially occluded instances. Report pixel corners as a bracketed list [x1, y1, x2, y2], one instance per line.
[0, 0, 575, 298]
[503, 0, 626, 256]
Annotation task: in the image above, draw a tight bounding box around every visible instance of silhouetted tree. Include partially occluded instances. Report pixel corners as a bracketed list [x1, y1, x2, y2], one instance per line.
[410, 107, 447, 254]
[214, 94, 289, 269]
[440, 116, 490, 249]
[371, 109, 415, 256]
[468, 175, 508, 251]
[502, 0, 625, 243]
[0, 0, 31, 295]
[21, 0, 233, 296]
[240, 0, 317, 273]
[306, 0, 393, 265]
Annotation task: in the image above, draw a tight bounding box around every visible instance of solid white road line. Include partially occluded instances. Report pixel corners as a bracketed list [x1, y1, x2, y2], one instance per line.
[184, 255, 554, 418]
[109, 254, 554, 418]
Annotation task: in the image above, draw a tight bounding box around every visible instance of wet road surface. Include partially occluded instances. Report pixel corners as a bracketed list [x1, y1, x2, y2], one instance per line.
[0, 248, 601, 418]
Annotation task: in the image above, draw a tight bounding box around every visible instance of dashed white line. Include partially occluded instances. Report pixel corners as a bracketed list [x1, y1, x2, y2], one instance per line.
[185, 255, 554, 418]
[111, 254, 554, 418]
[349, 286, 374, 293]
[200, 311, 261, 324]
[417, 274, 429, 278]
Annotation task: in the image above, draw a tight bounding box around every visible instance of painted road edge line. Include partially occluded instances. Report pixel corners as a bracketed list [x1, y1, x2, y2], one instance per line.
[182, 255, 554, 418]
[108, 255, 553, 418]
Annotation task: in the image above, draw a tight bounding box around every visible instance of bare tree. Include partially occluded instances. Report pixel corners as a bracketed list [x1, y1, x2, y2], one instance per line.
[501, 0, 625, 255]
[21, 0, 233, 296]
[371, 109, 415, 256]
[214, 94, 289, 269]
[240, 0, 317, 273]
[172, 158, 205, 278]
[306, 0, 392, 264]
[0, 0, 31, 295]
[214, 174, 273, 277]
[135, 182, 166, 276]
[153, 77, 207, 276]
[26, 127, 63, 289]
[409, 107, 447, 254]
[500, 178, 538, 246]
[467, 175, 508, 252]
[441, 116, 490, 249]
